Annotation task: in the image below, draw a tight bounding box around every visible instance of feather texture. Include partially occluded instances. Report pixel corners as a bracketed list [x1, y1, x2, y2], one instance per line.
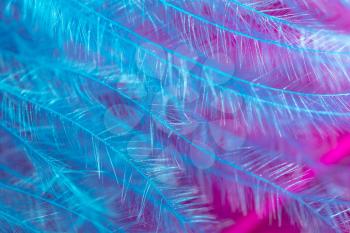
[1, 0, 350, 233]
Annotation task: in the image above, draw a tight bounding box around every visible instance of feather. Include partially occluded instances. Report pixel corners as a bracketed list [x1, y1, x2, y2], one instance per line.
[0, 57, 217, 232]
[3, 0, 350, 161]
[1, 0, 350, 233]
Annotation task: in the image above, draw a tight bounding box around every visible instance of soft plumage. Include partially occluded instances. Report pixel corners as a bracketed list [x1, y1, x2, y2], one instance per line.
[1, 0, 350, 233]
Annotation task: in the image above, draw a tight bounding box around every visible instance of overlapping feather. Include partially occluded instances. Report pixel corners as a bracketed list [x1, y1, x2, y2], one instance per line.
[1, 0, 350, 232]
